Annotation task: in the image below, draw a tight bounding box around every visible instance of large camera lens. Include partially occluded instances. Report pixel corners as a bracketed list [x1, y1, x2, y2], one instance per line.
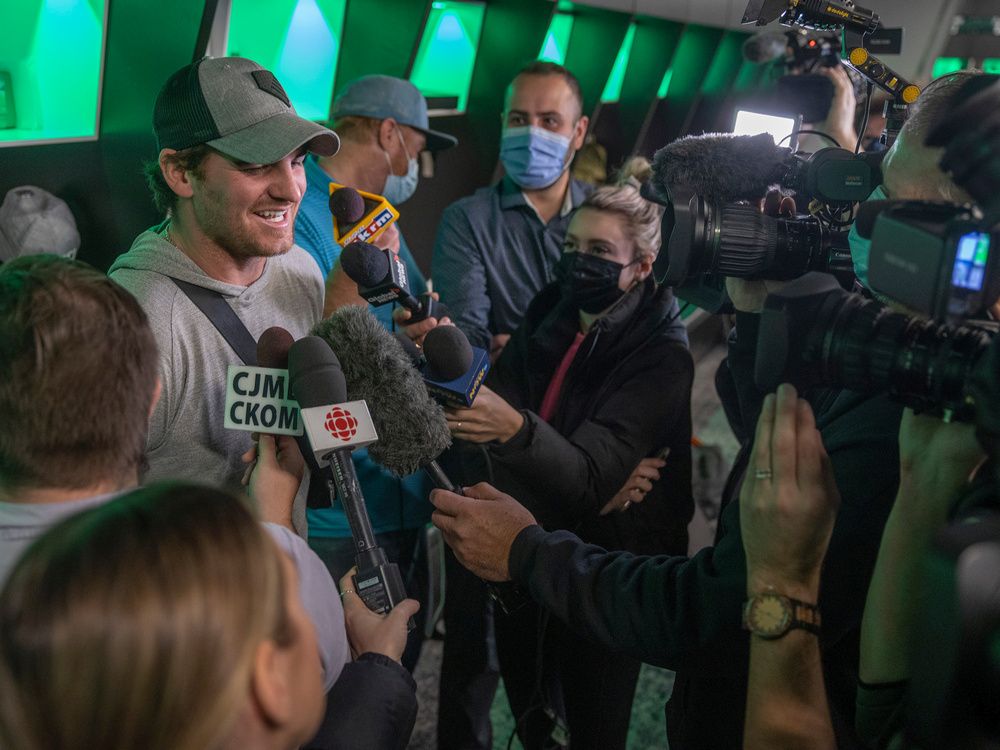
[687, 198, 851, 280]
[758, 273, 994, 421]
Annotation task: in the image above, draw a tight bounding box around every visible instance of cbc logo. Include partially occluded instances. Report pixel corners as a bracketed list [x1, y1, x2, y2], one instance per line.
[324, 406, 358, 441]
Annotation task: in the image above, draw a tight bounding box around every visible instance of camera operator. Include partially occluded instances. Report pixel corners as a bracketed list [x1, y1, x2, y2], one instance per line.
[432, 71, 986, 750]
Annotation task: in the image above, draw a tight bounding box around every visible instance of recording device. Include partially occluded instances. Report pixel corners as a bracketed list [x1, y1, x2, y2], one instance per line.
[312, 307, 527, 615]
[754, 272, 993, 422]
[649, 132, 878, 309]
[855, 201, 1000, 325]
[287, 335, 411, 623]
[393, 327, 490, 407]
[742, 0, 920, 146]
[327, 183, 399, 246]
[340, 240, 449, 323]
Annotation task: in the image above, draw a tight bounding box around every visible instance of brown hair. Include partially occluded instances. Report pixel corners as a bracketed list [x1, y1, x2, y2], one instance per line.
[512, 60, 584, 117]
[0, 255, 159, 494]
[0, 483, 294, 750]
[578, 157, 664, 260]
[329, 114, 382, 144]
[143, 143, 212, 215]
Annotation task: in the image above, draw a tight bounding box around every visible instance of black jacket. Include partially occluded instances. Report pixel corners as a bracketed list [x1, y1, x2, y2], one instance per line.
[485, 276, 694, 555]
[507, 311, 903, 749]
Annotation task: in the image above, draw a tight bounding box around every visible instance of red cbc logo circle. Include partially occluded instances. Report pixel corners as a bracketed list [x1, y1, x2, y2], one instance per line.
[324, 406, 358, 441]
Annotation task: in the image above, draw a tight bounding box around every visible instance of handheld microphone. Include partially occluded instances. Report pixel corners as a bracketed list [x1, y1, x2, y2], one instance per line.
[327, 182, 399, 246]
[340, 240, 450, 323]
[223, 326, 303, 436]
[287, 336, 411, 623]
[421, 325, 490, 407]
[313, 308, 528, 614]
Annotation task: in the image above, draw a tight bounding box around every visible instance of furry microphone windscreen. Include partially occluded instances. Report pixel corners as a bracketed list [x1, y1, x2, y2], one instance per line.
[313, 306, 452, 475]
[340, 241, 389, 287]
[651, 132, 787, 203]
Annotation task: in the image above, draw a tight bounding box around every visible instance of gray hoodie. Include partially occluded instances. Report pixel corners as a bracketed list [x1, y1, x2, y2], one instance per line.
[109, 229, 324, 529]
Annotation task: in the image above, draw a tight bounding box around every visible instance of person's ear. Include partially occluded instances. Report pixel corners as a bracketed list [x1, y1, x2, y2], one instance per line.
[634, 254, 654, 283]
[250, 639, 295, 729]
[571, 115, 589, 151]
[377, 118, 398, 151]
[158, 149, 195, 200]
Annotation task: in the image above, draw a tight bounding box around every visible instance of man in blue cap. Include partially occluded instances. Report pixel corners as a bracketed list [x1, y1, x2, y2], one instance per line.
[294, 74, 457, 672]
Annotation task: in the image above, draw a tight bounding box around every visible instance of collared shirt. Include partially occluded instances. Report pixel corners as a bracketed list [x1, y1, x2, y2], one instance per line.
[432, 176, 591, 351]
[293, 155, 432, 538]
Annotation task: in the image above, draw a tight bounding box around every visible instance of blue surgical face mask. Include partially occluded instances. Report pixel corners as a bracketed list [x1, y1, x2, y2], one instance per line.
[500, 125, 573, 190]
[382, 128, 419, 205]
[848, 184, 889, 288]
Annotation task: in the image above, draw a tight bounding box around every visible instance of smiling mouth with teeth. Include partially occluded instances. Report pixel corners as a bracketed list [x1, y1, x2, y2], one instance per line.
[255, 209, 289, 225]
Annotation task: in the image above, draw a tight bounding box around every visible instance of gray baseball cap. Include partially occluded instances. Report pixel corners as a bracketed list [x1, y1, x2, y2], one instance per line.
[331, 75, 457, 152]
[0, 186, 80, 263]
[154, 57, 340, 164]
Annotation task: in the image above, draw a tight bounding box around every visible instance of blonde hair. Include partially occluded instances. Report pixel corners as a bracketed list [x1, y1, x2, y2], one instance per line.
[0, 483, 293, 750]
[578, 156, 664, 260]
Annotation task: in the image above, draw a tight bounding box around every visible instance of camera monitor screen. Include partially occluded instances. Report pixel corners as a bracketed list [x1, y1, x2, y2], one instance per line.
[733, 110, 801, 149]
[952, 232, 990, 291]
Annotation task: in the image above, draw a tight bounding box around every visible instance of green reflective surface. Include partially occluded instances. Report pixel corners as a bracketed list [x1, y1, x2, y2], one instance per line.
[539, 12, 574, 65]
[983, 58, 1000, 74]
[701, 31, 747, 96]
[0, 0, 107, 145]
[932, 57, 966, 78]
[227, 0, 347, 121]
[658, 25, 721, 99]
[410, 1, 486, 113]
[600, 21, 637, 103]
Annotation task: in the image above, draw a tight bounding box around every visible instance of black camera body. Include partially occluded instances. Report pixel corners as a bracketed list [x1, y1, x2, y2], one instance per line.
[755, 272, 992, 422]
[866, 202, 1000, 325]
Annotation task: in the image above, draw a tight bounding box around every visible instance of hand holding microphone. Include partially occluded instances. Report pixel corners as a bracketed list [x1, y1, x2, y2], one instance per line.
[340, 240, 450, 323]
[445, 385, 524, 444]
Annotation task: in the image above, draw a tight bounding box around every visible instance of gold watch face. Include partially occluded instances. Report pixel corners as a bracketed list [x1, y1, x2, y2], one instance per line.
[747, 593, 792, 638]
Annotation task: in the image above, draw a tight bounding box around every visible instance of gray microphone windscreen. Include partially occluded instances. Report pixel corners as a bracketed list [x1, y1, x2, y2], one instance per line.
[313, 306, 451, 476]
[742, 29, 788, 63]
[652, 132, 786, 203]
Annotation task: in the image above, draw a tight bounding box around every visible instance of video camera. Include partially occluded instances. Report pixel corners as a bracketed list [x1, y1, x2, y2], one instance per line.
[752, 75, 1000, 423]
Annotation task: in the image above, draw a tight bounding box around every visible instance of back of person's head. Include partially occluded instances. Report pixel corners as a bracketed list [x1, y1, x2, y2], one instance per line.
[0, 256, 158, 497]
[0, 482, 316, 750]
[578, 157, 663, 260]
[883, 69, 983, 202]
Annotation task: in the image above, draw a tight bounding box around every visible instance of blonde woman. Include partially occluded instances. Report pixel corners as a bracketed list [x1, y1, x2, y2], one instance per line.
[0, 483, 325, 750]
[444, 160, 694, 749]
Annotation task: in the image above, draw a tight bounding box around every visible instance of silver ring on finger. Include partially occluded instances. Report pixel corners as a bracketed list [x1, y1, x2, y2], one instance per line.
[754, 468, 773, 480]
[622, 500, 632, 511]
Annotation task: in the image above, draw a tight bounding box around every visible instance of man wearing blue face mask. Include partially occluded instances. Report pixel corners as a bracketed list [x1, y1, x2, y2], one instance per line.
[293, 74, 457, 674]
[433, 61, 591, 359]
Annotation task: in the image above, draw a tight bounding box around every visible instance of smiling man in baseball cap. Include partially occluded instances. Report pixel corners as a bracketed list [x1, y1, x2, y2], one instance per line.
[109, 57, 337, 533]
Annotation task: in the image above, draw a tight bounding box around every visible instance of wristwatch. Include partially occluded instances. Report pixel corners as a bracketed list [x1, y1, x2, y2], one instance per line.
[742, 590, 821, 639]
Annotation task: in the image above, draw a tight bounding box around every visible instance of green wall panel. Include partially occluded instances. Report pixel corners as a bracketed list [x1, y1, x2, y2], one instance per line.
[334, 0, 430, 99]
[409, 1, 487, 113]
[618, 16, 683, 157]
[600, 21, 637, 103]
[226, 0, 347, 121]
[0, 0, 107, 145]
[563, 6, 632, 116]
[539, 11, 574, 65]
[657, 24, 724, 138]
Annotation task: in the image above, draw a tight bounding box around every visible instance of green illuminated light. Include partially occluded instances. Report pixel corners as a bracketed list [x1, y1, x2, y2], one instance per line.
[657, 68, 674, 98]
[983, 58, 1000, 74]
[932, 57, 966, 78]
[600, 21, 637, 103]
[409, 1, 486, 113]
[556, 0, 574, 10]
[539, 12, 574, 65]
[227, 0, 347, 121]
[0, 0, 107, 146]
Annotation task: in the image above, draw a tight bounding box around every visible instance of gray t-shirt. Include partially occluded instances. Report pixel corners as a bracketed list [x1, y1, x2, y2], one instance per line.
[109, 230, 324, 531]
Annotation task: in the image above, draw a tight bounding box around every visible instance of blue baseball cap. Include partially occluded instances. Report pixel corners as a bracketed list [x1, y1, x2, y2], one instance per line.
[330, 75, 457, 152]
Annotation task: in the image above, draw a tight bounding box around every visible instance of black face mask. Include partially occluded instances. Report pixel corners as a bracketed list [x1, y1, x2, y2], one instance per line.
[555, 252, 635, 314]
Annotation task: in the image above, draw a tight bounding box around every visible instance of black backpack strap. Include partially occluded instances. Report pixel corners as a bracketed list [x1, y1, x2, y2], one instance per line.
[168, 277, 258, 366]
